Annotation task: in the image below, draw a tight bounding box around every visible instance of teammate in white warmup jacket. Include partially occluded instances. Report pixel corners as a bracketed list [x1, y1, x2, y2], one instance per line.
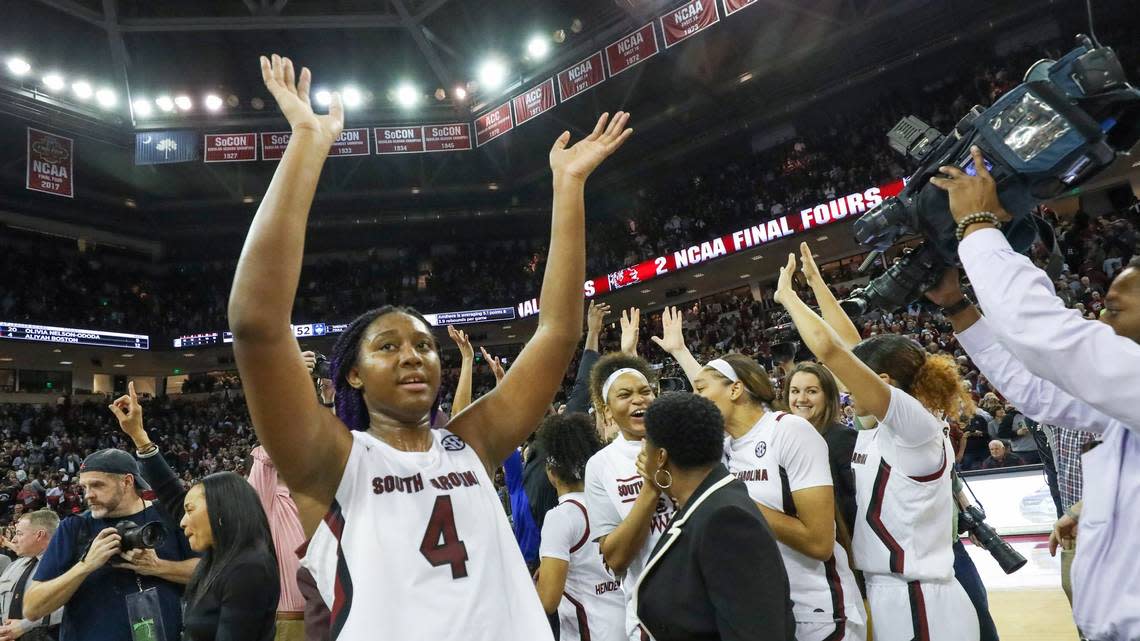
[774, 249, 978, 641]
[535, 413, 626, 641]
[227, 53, 632, 641]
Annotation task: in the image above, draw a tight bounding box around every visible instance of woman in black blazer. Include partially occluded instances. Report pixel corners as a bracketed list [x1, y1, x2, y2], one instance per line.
[634, 392, 794, 641]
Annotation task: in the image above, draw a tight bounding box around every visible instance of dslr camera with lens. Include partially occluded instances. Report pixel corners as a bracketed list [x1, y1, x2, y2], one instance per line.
[958, 504, 1026, 575]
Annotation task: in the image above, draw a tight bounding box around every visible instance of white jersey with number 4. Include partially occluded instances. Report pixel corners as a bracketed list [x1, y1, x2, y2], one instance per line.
[540, 493, 626, 641]
[723, 411, 865, 636]
[585, 434, 676, 641]
[302, 429, 553, 641]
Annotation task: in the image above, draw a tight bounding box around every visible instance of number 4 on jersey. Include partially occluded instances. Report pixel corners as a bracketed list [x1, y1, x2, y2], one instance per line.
[419, 495, 469, 579]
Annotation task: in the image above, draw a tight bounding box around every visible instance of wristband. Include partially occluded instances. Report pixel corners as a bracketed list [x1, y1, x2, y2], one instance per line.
[136, 443, 159, 458]
[955, 212, 1001, 241]
[940, 297, 973, 317]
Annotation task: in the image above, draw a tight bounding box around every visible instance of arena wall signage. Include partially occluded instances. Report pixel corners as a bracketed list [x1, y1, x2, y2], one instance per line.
[604, 23, 660, 77]
[510, 78, 557, 126]
[260, 131, 292, 160]
[514, 179, 907, 318]
[1, 321, 149, 350]
[204, 133, 257, 162]
[423, 123, 473, 152]
[374, 126, 426, 155]
[26, 128, 74, 198]
[134, 130, 198, 165]
[660, 0, 721, 48]
[556, 52, 606, 103]
[329, 128, 371, 157]
[474, 102, 514, 146]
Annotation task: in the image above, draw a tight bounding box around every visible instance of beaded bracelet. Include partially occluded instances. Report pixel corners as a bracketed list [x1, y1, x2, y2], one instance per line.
[955, 211, 1001, 241]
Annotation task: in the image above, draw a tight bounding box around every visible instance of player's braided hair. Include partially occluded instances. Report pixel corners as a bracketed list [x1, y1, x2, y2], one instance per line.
[329, 305, 436, 431]
[535, 413, 602, 484]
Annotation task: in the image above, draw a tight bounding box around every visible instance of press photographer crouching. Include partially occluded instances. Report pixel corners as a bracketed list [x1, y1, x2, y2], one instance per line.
[108, 383, 280, 641]
[22, 444, 197, 641]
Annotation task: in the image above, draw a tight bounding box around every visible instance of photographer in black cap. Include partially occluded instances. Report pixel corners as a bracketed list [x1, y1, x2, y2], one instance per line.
[23, 412, 197, 641]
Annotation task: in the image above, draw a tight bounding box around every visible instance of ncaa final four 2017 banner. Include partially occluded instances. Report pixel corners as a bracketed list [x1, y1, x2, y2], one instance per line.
[27, 128, 74, 198]
[660, 0, 721, 48]
[514, 179, 907, 318]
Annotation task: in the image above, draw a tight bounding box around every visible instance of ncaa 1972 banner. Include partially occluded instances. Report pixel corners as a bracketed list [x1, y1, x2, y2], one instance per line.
[27, 128, 74, 198]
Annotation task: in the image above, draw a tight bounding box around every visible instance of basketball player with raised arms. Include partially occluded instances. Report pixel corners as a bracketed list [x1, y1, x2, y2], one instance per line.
[774, 249, 978, 641]
[228, 54, 632, 641]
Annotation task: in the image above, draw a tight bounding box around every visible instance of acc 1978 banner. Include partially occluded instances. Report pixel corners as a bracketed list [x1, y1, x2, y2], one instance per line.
[27, 128, 74, 198]
[475, 102, 514, 146]
[660, 0, 720, 48]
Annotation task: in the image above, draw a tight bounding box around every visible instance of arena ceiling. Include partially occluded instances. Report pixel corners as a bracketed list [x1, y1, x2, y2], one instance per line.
[0, 0, 1106, 244]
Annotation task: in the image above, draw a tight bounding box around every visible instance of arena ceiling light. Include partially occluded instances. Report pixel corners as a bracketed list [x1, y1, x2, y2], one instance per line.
[341, 86, 363, 108]
[6, 57, 31, 76]
[204, 94, 223, 111]
[174, 95, 192, 111]
[42, 72, 65, 92]
[155, 95, 175, 112]
[314, 89, 332, 106]
[132, 98, 152, 117]
[526, 35, 550, 60]
[95, 87, 116, 108]
[477, 57, 508, 91]
[453, 85, 467, 101]
[395, 83, 419, 108]
[71, 80, 93, 100]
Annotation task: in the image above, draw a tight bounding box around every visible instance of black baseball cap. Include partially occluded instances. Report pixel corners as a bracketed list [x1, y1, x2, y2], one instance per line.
[79, 449, 152, 491]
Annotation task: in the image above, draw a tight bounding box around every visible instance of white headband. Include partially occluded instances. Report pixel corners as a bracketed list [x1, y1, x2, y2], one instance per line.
[602, 368, 650, 401]
[705, 358, 739, 383]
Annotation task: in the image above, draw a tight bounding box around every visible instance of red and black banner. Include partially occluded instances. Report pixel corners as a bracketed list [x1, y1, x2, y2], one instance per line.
[723, 0, 761, 15]
[511, 78, 557, 126]
[26, 128, 73, 198]
[423, 123, 473, 152]
[374, 127, 425, 155]
[557, 52, 606, 103]
[260, 131, 291, 161]
[474, 102, 514, 146]
[204, 133, 257, 162]
[604, 23, 659, 77]
[660, 0, 720, 48]
[329, 128, 371, 157]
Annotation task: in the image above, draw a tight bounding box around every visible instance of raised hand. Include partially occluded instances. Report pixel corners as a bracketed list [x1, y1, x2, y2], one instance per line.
[448, 325, 474, 362]
[929, 145, 1012, 224]
[301, 350, 318, 376]
[799, 242, 823, 286]
[549, 112, 633, 182]
[80, 528, 122, 572]
[924, 268, 965, 308]
[587, 300, 611, 336]
[775, 253, 798, 306]
[650, 306, 686, 355]
[480, 346, 507, 385]
[259, 54, 344, 145]
[108, 381, 147, 447]
[620, 307, 641, 356]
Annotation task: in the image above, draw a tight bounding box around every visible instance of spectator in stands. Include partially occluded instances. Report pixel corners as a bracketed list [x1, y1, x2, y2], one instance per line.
[980, 440, 1024, 469]
[0, 509, 64, 641]
[997, 409, 1040, 464]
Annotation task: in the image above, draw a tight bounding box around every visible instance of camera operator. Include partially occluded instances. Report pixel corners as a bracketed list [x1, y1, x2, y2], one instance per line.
[22, 444, 197, 641]
[929, 146, 1140, 640]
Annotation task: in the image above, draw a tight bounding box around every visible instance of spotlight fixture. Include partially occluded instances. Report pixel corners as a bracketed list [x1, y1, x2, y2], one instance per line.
[42, 73, 65, 92]
[132, 98, 153, 117]
[314, 89, 332, 106]
[526, 35, 550, 60]
[570, 18, 583, 33]
[434, 87, 446, 101]
[395, 83, 419, 108]
[226, 94, 240, 107]
[71, 80, 93, 100]
[453, 85, 468, 101]
[250, 96, 265, 110]
[341, 86, 363, 108]
[553, 30, 566, 44]
[204, 94, 223, 111]
[174, 95, 192, 111]
[477, 57, 508, 91]
[5, 57, 30, 76]
[95, 87, 116, 108]
[155, 95, 175, 112]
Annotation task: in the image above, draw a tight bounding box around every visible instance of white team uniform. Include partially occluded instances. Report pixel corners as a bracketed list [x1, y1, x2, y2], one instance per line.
[540, 492, 627, 641]
[723, 411, 866, 641]
[300, 429, 553, 641]
[585, 433, 676, 641]
[850, 388, 978, 641]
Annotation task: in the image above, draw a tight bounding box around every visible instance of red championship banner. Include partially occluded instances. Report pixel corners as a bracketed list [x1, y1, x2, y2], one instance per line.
[26, 128, 73, 198]
[204, 133, 257, 162]
[724, 0, 761, 15]
[329, 128, 371, 157]
[660, 0, 720, 48]
[605, 23, 659, 77]
[423, 123, 472, 152]
[557, 51, 606, 103]
[514, 179, 906, 317]
[510, 78, 557, 126]
[374, 126, 426, 155]
[260, 131, 291, 161]
[474, 102, 513, 147]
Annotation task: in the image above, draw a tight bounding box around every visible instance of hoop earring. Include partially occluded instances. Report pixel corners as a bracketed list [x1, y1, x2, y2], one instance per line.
[653, 468, 673, 490]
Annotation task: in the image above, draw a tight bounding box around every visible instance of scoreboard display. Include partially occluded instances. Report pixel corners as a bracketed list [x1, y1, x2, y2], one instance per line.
[1, 322, 150, 350]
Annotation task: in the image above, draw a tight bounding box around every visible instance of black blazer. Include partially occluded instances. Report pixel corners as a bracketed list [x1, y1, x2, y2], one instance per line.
[636, 465, 794, 641]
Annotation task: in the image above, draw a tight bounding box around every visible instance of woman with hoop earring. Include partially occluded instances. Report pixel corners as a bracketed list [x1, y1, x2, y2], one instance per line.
[633, 393, 794, 641]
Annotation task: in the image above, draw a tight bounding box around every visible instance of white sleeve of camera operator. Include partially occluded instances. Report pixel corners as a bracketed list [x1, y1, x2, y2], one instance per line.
[959, 228, 1140, 433]
[956, 314, 1120, 434]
